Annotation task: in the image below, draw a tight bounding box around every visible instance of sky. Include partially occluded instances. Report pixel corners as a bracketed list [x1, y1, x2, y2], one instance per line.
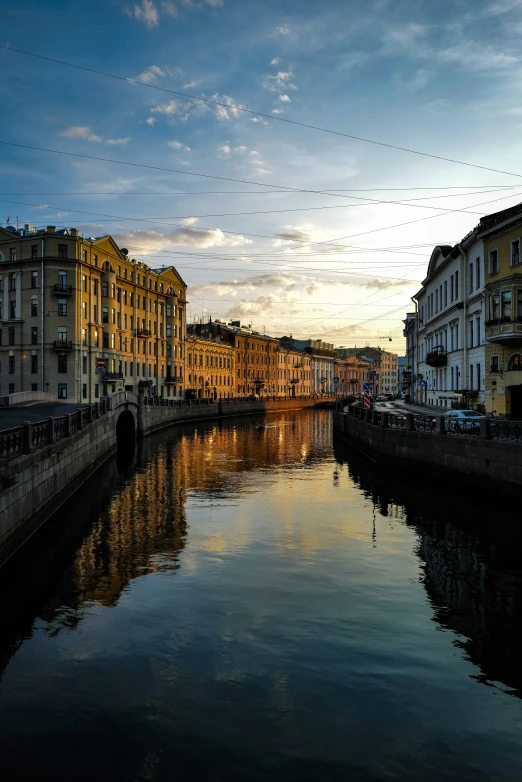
[2, 0, 522, 348]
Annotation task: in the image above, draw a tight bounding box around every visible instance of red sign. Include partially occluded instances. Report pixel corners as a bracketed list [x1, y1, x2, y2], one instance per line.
[96, 358, 107, 369]
[363, 390, 371, 409]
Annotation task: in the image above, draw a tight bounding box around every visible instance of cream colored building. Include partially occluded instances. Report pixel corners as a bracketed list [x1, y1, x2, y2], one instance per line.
[0, 223, 187, 402]
[186, 336, 235, 398]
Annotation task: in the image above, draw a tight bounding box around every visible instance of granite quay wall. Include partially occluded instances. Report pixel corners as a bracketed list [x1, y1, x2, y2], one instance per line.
[0, 393, 325, 566]
[137, 394, 320, 435]
[0, 391, 57, 407]
[333, 407, 522, 486]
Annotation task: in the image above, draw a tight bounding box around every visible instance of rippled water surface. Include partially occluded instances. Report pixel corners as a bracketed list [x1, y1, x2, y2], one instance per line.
[1, 410, 522, 781]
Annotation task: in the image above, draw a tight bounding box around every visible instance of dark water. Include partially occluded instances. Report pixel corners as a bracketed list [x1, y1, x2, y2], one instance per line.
[1, 410, 522, 781]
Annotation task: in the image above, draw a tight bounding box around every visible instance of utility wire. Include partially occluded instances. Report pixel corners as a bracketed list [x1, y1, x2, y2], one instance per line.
[0, 186, 514, 195]
[2, 44, 522, 179]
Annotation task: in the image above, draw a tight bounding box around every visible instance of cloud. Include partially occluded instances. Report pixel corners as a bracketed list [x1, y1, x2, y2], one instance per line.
[382, 23, 429, 58]
[61, 126, 101, 142]
[271, 57, 281, 65]
[114, 227, 252, 252]
[271, 108, 284, 114]
[136, 64, 165, 83]
[278, 94, 291, 102]
[394, 68, 433, 93]
[438, 41, 518, 71]
[218, 143, 231, 157]
[124, 0, 159, 27]
[150, 92, 247, 124]
[250, 117, 269, 125]
[168, 139, 191, 151]
[151, 99, 181, 115]
[263, 70, 297, 92]
[178, 217, 198, 226]
[61, 126, 130, 144]
[145, 116, 156, 125]
[272, 24, 290, 36]
[161, 0, 178, 15]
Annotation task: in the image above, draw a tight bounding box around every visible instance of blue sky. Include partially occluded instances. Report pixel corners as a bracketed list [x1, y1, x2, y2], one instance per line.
[2, 0, 522, 344]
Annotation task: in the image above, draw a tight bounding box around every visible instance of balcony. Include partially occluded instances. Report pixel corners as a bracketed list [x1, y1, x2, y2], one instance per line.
[486, 318, 522, 345]
[103, 372, 123, 380]
[425, 346, 447, 367]
[53, 283, 73, 296]
[136, 329, 151, 338]
[53, 340, 73, 351]
[165, 377, 177, 384]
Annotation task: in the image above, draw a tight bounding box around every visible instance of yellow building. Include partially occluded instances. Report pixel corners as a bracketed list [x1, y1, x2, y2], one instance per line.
[0, 223, 187, 401]
[276, 347, 311, 396]
[186, 336, 235, 398]
[482, 204, 522, 417]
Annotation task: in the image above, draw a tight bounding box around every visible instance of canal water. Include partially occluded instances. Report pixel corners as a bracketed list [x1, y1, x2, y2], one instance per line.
[1, 410, 522, 781]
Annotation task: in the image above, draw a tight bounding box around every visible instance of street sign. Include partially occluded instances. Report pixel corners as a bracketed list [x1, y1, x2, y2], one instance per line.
[419, 380, 427, 388]
[364, 390, 371, 409]
[96, 358, 107, 369]
[363, 382, 371, 391]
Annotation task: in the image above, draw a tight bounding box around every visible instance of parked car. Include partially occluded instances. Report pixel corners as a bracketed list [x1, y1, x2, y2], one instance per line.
[443, 409, 485, 433]
[375, 395, 388, 402]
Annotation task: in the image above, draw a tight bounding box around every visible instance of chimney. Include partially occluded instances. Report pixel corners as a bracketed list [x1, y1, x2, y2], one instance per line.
[70, 228, 78, 237]
[45, 225, 56, 233]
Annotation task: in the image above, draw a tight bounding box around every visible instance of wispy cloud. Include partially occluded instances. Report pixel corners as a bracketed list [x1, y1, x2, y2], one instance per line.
[114, 227, 252, 251]
[272, 23, 290, 36]
[167, 139, 191, 151]
[124, 0, 159, 28]
[263, 70, 297, 92]
[278, 94, 291, 103]
[161, 0, 178, 15]
[135, 64, 165, 83]
[61, 126, 102, 142]
[438, 41, 518, 71]
[61, 126, 130, 145]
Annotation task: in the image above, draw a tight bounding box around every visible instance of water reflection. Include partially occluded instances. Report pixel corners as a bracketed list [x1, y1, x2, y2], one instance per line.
[0, 411, 522, 781]
[334, 438, 522, 698]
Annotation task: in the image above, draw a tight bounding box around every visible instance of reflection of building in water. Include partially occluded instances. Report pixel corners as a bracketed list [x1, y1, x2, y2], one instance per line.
[336, 439, 522, 698]
[72, 411, 333, 607]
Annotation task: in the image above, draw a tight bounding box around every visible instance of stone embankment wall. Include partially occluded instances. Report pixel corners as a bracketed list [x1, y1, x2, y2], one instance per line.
[138, 396, 317, 435]
[0, 391, 57, 407]
[333, 410, 522, 486]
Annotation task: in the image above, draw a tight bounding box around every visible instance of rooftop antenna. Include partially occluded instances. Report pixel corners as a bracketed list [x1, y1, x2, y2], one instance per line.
[5, 216, 9, 225]
[16, 216, 18, 229]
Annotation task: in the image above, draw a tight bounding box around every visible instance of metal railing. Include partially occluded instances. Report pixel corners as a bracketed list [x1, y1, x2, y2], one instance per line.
[489, 419, 522, 441]
[388, 414, 406, 429]
[0, 398, 110, 462]
[414, 415, 436, 433]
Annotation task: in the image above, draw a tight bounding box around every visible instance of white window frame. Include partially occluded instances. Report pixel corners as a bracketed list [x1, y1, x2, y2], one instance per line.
[488, 248, 499, 275]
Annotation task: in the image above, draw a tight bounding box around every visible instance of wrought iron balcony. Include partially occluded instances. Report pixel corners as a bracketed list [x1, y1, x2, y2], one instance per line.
[136, 329, 151, 338]
[425, 346, 447, 367]
[53, 283, 73, 295]
[53, 339, 73, 351]
[165, 377, 177, 384]
[103, 371, 123, 380]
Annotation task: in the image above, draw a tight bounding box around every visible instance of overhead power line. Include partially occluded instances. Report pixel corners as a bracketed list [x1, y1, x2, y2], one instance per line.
[2, 44, 522, 179]
[0, 186, 515, 195]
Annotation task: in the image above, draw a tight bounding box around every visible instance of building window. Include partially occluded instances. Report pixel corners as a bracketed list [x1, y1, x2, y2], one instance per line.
[82, 383, 87, 398]
[507, 353, 522, 371]
[511, 239, 521, 267]
[468, 263, 474, 295]
[93, 304, 98, 322]
[83, 250, 88, 263]
[31, 271, 38, 288]
[31, 245, 38, 259]
[501, 290, 512, 320]
[93, 278, 98, 296]
[10, 274, 16, 291]
[10, 301, 16, 319]
[476, 363, 481, 389]
[31, 355, 38, 373]
[455, 271, 459, 301]
[31, 383, 37, 392]
[8, 383, 15, 394]
[83, 274, 87, 292]
[490, 355, 499, 372]
[94, 254, 98, 267]
[103, 332, 109, 348]
[58, 298, 67, 316]
[102, 281, 108, 298]
[58, 354, 68, 373]
[476, 317, 480, 346]
[58, 383, 67, 399]
[82, 328, 87, 345]
[83, 355, 87, 374]
[489, 249, 499, 275]
[95, 384, 99, 398]
[83, 301, 87, 320]
[8, 355, 15, 372]
[31, 326, 38, 344]
[10, 248, 16, 261]
[111, 333, 116, 349]
[111, 308, 116, 324]
[58, 244, 67, 259]
[476, 258, 480, 289]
